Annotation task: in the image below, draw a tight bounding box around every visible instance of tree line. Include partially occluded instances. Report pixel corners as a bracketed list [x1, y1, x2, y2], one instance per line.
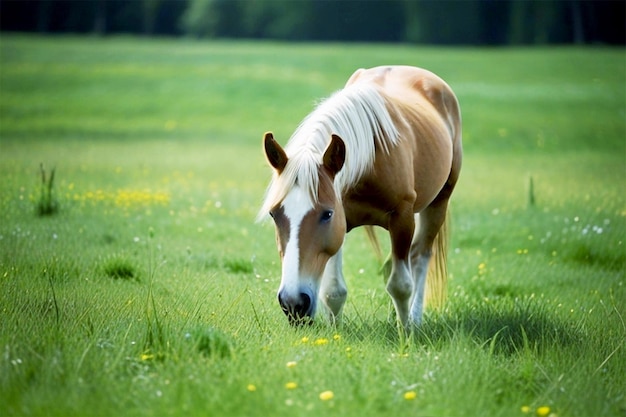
[1, 0, 623, 45]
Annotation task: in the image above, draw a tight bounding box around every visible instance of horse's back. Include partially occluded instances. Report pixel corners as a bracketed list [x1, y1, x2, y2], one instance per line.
[345, 66, 461, 142]
[345, 65, 454, 106]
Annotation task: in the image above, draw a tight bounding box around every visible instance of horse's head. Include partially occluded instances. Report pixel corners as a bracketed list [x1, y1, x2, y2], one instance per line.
[262, 132, 347, 325]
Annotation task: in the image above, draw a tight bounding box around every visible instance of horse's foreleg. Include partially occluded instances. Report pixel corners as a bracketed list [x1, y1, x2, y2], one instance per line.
[320, 247, 347, 325]
[386, 201, 416, 332]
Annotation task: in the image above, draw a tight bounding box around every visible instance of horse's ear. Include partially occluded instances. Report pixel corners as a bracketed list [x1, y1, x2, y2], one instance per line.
[323, 134, 346, 178]
[263, 132, 288, 173]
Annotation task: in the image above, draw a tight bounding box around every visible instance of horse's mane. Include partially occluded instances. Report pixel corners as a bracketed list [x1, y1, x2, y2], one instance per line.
[258, 83, 401, 220]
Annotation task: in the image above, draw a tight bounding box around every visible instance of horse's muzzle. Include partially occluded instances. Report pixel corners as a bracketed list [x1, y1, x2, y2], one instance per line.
[278, 288, 315, 325]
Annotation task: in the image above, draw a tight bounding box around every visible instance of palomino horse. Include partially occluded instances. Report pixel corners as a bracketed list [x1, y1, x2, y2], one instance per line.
[259, 66, 462, 331]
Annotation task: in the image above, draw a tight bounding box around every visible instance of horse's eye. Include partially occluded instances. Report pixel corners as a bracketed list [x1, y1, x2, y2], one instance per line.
[320, 210, 333, 223]
[269, 211, 275, 219]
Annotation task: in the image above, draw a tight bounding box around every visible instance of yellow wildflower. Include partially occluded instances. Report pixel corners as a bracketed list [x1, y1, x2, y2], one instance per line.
[403, 391, 417, 400]
[285, 382, 297, 390]
[319, 390, 334, 401]
[521, 405, 531, 413]
[301, 337, 309, 343]
[286, 361, 297, 368]
[314, 338, 329, 346]
[333, 334, 341, 341]
[247, 384, 257, 392]
[536, 406, 551, 417]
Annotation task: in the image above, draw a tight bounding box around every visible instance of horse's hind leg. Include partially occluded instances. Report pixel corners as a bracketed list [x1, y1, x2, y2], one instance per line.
[409, 199, 449, 324]
[386, 199, 416, 332]
[320, 248, 347, 325]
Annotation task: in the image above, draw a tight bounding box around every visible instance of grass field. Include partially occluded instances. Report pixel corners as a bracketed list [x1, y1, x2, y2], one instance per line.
[1, 34, 625, 417]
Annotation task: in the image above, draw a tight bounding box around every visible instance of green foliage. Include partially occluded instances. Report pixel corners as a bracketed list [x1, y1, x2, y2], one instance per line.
[36, 163, 59, 216]
[223, 257, 254, 274]
[3, 1, 624, 45]
[102, 256, 140, 281]
[190, 326, 235, 359]
[179, 0, 219, 38]
[0, 35, 624, 417]
[177, 0, 625, 45]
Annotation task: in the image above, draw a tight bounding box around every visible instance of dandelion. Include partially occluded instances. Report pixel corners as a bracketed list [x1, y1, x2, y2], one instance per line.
[319, 390, 334, 401]
[314, 338, 329, 346]
[286, 361, 297, 368]
[536, 406, 551, 417]
[301, 337, 309, 344]
[285, 382, 297, 390]
[141, 352, 154, 361]
[521, 405, 531, 413]
[247, 384, 257, 392]
[403, 391, 417, 400]
[333, 334, 341, 341]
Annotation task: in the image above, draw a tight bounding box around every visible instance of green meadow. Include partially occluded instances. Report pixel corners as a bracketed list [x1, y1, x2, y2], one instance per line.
[1, 35, 624, 417]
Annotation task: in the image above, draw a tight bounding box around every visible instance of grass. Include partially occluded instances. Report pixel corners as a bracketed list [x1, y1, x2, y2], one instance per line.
[1, 34, 625, 417]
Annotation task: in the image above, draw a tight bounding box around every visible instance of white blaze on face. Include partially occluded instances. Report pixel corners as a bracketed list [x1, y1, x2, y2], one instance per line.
[278, 186, 314, 296]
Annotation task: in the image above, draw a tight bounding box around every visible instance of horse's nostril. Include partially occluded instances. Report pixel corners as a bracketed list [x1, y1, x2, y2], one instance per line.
[278, 290, 314, 325]
[278, 290, 290, 313]
[297, 292, 311, 316]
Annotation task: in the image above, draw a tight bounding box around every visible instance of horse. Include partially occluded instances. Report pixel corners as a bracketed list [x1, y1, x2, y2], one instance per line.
[258, 65, 462, 332]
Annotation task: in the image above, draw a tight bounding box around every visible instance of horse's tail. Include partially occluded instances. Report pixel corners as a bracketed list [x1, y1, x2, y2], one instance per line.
[365, 226, 394, 284]
[364, 225, 384, 263]
[424, 211, 449, 310]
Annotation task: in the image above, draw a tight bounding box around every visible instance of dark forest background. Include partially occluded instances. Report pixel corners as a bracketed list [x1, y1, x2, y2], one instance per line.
[0, 0, 624, 45]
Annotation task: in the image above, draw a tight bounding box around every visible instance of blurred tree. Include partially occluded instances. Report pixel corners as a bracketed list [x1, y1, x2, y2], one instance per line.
[142, 0, 161, 36]
[404, 0, 422, 43]
[93, 0, 106, 35]
[310, 1, 405, 42]
[179, 0, 215, 38]
[242, 0, 312, 40]
[36, 0, 52, 33]
[0, 0, 623, 44]
[506, 0, 605, 45]
[508, 0, 527, 44]
[570, 0, 585, 44]
[180, 0, 243, 38]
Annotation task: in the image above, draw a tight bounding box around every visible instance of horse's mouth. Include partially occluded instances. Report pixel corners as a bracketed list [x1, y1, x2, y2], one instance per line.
[278, 288, 316, 325]
[285, 313, 314, 326]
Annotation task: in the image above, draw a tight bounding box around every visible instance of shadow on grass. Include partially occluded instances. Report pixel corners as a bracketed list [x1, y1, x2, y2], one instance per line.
[344, 297, 585, 356]
[416, 300, 585, 356]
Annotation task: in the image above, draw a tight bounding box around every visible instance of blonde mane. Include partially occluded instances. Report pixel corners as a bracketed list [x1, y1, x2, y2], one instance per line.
[258, 83, 401, 220]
